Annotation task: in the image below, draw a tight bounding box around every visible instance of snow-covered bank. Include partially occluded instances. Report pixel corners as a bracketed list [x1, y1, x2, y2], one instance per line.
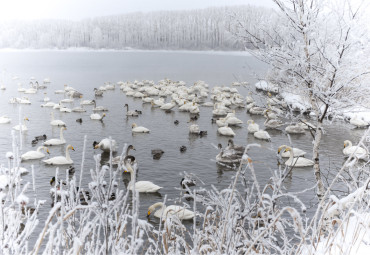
[0, 47, 251, 56]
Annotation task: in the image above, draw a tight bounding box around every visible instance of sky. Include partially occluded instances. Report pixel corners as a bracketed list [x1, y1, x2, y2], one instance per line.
[0, 0, 273, 21]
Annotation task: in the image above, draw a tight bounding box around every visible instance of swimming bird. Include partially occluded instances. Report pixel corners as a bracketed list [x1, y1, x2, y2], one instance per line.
[151, 149, 164, 160]
[43, 145, 75, 165]
[343, 140, 369, 160]
[124, 104, 139, 116]
[349, 116, 369, 128]
[216, 143, 242, 164]
[226, 139, 245, 156]
[174, 120, 179, 125]
[247, 120, 259, 133]
[0, 116, 11, 124]
[13, 117, 29, 132]
[93, 138, 117, 152]
[76, 118, 82, 123]
[180, 146, 187, 153]
[44, 127, 66, 146]
[277, 145, 306, 158]
[285, 124, 305, 134]
[147, 202, 195, 220]
[92, 100, 108, 112]
[189, 124, 200, 134]
[21, 146, 49, 161]
[35, 134, 47, 140]
[123, 156, 162, 192]
[278, 145, 314, 167]
[112, 145, 136, 165]
[132, 123, 150, 133]
[90, 113, 106, 121]
[218, 125, 235, 137]
[263, 110, 284, 129]
[254, 129, 271, 141]
[50, 112, 66, 126]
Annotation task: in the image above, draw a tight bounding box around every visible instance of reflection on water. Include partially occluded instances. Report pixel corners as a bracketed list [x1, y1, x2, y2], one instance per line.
[0, 51, 367, 244]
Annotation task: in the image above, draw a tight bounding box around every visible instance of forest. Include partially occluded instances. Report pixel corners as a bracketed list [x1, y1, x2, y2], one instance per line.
[0, 5, 271, 50]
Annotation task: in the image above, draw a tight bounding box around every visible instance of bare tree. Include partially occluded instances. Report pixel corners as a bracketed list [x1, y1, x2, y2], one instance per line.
[231, 0, 370, 201]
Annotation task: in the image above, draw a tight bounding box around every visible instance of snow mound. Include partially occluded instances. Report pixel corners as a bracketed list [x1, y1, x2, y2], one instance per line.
[254, 80, 279, 93]
[280, 92, 311, 113]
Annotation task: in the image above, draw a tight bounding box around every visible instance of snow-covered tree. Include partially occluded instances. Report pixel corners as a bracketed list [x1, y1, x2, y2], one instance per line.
[232, 0, 370, 200]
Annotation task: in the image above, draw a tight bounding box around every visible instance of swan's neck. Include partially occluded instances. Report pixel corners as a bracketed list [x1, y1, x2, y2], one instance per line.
[347, 141, 353, 147]
[288, 148, 294, 161]
[60, 128, 65, 141]
[65, 147, 71, 161]
[153, 202, 165, 212]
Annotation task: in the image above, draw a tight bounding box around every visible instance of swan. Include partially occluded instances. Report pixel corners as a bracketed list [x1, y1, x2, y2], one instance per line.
[216, 118, 227, 127]
[93, 138, 117, 152]
[59, 106, 72, 113]
[349, 116, 369, 128]
[43, 145, 74, 165]
[13, 117, 29, 132]
[279, 145, 314, 167]
[247, 120, 259, 133]
[297, 120, 316, 130]
[189, 102, 200, 114]
[21, 146, 49, 161]
[80, 99, 95, 105]
[124, 104, 139, 116]
[0, 116, 11, 124]
[249, 106, 265, 115]
[160, 100, 176, 110]
[147, 202, 195, 220]
[277, 145, 306, 158]
[50, 112, 66, 126]
[92, 100, 108, 111]
[263, 111, 283, 129]
[90, 113, 106, 121]
[343, 140, 369, 160]
[132, 123, 150, 133]
[44, 127, 66, 146]
[225, 114, 243, 126]
[285, 124, 305, 134]
[123, 157, 162, 192]
[41, 102, 56, 107]
[112, 145, 136, 165]
[218, 125, 235, 137]
[216, 143, 242, 164]
[189, 124, 200, 134]
[226, 139, 245, 156]
[254, 130, 271, 141]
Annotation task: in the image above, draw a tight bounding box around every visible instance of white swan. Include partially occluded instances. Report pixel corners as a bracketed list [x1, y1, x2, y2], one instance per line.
[218, 125, 235, 137]
[254, 130, 271, 141]
[80, 99, 94, 105]
[277, 145, 306, 158]
[160, 100, 176, 110]
[189, 124, 200, 134]
[44, 127, 66, 146]
[343, 140, 369, 160]
[216, 143, 241, 164]
[263, 110, 283, 129]
[50, 112, 66, 126]
[21, 146, 49, 161]
[13, 117, 29, 132]
[350, 116, 369, 128]
[92, 100, 108, 111]
[93, 138, 117, 152]
[43, 145, 74, 165]
[90, 113, 106, 121]
[123, 157, 162, 192]
[148, 202, 195, 220]
[279, 145, 314, 167]
[0, 116, 11, 124]
[247, 120, 259, 133]
[225, 115, 243, 126]
[285, 124, 305, 134]
[132, 123, 150, 133]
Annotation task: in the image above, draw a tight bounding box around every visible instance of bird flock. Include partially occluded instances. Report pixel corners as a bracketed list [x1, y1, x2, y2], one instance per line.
[1, 76, 369, 220]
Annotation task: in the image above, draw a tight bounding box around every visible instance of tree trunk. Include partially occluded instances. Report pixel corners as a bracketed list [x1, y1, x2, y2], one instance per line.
[313, 120, 326, 202]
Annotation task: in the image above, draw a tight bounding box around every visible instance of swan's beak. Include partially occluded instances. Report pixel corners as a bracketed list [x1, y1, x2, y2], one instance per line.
[343, 144, 346, 148]
[147, 211, 151, 217]
[71, 146, 75, 151]
[277, 148, 281, 153]
[47, 149, 50, 154]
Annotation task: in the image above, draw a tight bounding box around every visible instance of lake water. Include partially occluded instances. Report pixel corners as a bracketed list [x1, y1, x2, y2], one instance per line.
[0, 50, 366, 243]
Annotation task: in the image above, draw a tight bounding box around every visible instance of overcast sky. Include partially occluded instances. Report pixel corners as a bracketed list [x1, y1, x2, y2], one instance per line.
[0, 0, 274, 21]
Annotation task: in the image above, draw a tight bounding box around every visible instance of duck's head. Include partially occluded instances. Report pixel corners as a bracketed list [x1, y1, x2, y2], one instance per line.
[93, 141, 99, 149]
[50, 176, 56, 186]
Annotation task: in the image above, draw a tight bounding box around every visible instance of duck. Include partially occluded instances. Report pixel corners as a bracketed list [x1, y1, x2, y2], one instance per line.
[124, 104, 139, 116]
[93, 138, 117, 152]
[277, 145, 306, 158]
[278, 145, 314, 167]
[44, 127, 66, 146]
[218, 125, 235, 137]
[13, 117, 29, 132]
[90, 113, 106, 121]
[180, 146, 187, 153]
[132, 123, 150, 133]
[123, 156, 162, 192]
[35, 134, 47, 140]
[50, 112, 66, 126]
[21, 146, 50, 161]
[174, 120, 179, 125]
[343, 140, 369, 160]
[43, 145, 75, 165]
[0, 116, 11, 124]
[76, 118, 82, 123]
[151, 149, 164, 160]
[216, 143, 242, 164]
[285, 124, 305, 134]
[254, 129, 271, 141]
[147, 202, 195, 220]
[31, 139, 38, 145]
[247, 120, 259, 133]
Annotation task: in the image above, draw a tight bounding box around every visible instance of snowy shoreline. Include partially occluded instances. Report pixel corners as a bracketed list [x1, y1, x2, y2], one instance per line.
[0, 47, 251, 56]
